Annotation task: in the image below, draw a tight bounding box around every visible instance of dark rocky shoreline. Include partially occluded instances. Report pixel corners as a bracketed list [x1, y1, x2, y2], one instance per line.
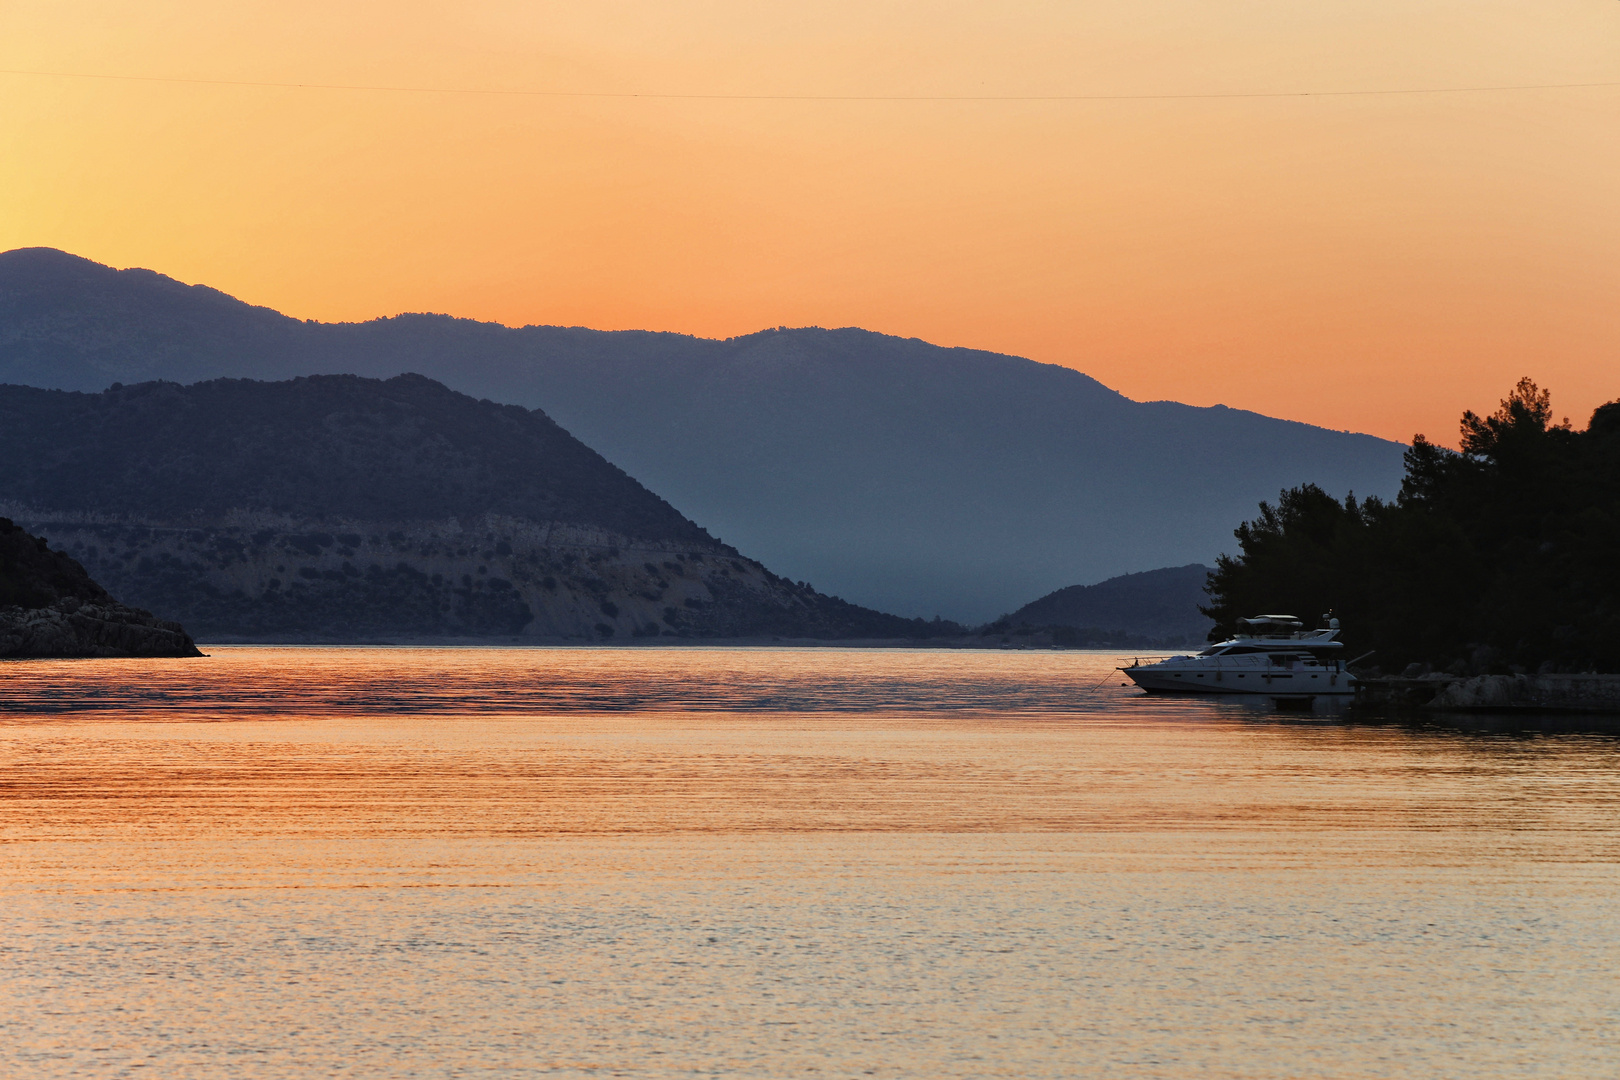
[1354, 673, 1620, 715]
[1, 597, 201, 658]
[0, 517, 201, 659]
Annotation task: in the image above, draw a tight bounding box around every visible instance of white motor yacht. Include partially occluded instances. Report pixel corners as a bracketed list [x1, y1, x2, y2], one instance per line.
[1120, 615, 1355, 696]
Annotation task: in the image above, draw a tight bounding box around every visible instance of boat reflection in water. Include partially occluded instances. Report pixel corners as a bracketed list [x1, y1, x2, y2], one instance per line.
[1120, 614, 1355, 696]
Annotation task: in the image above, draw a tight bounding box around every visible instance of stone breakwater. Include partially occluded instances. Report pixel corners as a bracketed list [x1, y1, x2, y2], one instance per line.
[1355, 673, 1620, 714]
[1427, 673, 1620, 713]
[1, 596, 202, 658]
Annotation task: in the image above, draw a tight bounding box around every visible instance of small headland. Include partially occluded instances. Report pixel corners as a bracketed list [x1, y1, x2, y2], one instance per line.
[1205, 379, 1620, 718]
[0, 517, 201, 658]
[0, 375, 966, 643]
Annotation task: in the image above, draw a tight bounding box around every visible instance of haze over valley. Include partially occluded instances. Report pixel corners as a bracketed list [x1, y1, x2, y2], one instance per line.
[0, 248, 1406, 623]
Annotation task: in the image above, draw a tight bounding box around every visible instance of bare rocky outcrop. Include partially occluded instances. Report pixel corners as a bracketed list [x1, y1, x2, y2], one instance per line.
[0, 517, 201, 658]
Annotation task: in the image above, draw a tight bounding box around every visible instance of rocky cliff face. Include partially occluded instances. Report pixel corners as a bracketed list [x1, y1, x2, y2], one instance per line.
[0, 517, 201, 657]
[0, 376, 947, 642]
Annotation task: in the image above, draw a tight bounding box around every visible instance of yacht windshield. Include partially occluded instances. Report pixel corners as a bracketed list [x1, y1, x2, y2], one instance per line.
[1240, 617, 1303, 636]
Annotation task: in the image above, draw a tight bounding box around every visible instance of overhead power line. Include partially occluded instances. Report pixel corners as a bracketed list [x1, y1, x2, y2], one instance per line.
[3, 67, 1619, 101]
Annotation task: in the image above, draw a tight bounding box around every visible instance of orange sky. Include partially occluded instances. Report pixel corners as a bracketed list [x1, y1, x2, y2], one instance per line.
[3, 0, 1617, 444]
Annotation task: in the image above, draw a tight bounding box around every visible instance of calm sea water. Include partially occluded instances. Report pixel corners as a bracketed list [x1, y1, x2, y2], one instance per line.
[2, 646, 1617, 1079]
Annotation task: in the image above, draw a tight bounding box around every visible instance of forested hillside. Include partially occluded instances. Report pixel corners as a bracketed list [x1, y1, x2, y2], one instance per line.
[1204, 380, 1620, 673]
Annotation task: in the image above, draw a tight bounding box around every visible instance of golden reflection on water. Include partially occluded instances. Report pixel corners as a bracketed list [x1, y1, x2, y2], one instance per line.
[2, 647, 1618, 1078]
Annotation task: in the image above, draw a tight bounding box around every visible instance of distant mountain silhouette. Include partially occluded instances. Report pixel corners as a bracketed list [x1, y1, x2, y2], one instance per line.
[0, 375, 950, 642]
[0, 247, 1409, 622]
[994, 564, 1214, 645]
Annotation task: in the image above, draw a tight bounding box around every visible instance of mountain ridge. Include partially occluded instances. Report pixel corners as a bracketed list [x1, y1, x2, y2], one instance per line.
[0, 247, 1409, 621]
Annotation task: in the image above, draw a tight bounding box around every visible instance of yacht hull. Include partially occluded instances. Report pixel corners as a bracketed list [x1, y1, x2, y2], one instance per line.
[1123, 667, 1355, 695]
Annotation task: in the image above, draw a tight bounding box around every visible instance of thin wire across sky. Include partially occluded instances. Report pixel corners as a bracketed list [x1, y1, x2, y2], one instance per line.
[5, 66, 1619, 101]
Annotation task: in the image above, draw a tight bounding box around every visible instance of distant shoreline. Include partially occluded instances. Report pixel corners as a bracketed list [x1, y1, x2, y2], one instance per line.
[190, 635, 1168, 652]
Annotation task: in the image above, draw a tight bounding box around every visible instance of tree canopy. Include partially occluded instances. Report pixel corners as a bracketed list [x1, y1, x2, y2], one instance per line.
[1203, 379, 1620, 674]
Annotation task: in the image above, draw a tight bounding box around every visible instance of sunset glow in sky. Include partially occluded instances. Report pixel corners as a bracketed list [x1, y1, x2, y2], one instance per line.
[3, 0, 1617, 443]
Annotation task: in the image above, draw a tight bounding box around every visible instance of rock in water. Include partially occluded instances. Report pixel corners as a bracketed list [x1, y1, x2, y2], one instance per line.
[0, 518, 201, 657]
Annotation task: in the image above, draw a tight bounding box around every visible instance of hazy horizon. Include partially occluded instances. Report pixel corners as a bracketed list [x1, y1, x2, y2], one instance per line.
[3, 0, 1616, 446]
